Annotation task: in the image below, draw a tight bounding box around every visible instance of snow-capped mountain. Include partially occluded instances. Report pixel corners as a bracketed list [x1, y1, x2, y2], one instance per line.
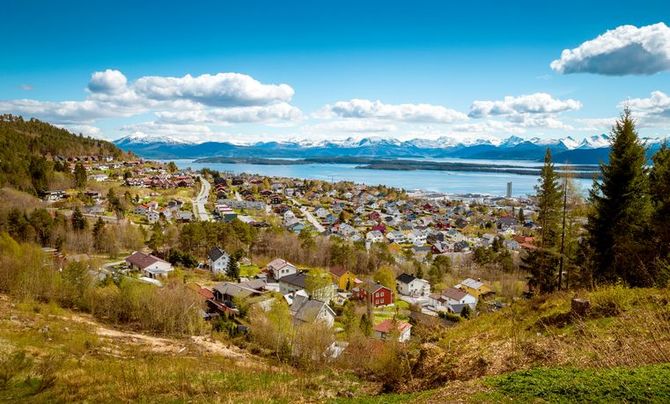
[115, 133, 195, 146]
[114, 133, 643, 163]
[578, 134, 610, 149]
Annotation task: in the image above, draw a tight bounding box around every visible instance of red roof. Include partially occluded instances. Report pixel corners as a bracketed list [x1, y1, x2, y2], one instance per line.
[374, 319, 411, 334]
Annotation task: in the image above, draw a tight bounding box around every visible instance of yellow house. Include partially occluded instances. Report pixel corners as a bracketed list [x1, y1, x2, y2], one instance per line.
[330, 267, 357, 291]
[456, 278, 493, 298]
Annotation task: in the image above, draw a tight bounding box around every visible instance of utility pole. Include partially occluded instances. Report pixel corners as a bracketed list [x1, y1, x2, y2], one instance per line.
[558, 177, 568, 290]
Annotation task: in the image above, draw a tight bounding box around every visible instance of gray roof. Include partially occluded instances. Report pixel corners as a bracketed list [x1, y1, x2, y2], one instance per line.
[208, 246, 228, 262]
[279, 272, 308, 289]
[292, 298, 334, 324]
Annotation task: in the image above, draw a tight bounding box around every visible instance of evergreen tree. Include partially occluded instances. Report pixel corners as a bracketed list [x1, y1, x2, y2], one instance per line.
[524, 148, 563, 293]
[92, 217, 105, 251]
[536, 149, 563, 249]
[227, 254, 239, 280]
[587, 109, 653, 286]
[71, 207, 87, 231]
[648, 142, 670, 285]
[518, 208, 525, 223]
[73, 162, 87, 189]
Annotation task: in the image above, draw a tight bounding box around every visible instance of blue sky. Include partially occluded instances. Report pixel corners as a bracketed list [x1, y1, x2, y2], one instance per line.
[1, 0, 669, 143]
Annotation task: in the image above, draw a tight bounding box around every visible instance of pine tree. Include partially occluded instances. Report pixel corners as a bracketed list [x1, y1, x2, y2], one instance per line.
[587, 109, 653, 286]
[71, 207, 87, 231]
[536, 149, 563, 249]
[525, 148, 563, 293]
[227, 254, 239, 281]
[92, 217, 105, 251]
[648, 142, 670, 286]
[73, 162, 87, 189]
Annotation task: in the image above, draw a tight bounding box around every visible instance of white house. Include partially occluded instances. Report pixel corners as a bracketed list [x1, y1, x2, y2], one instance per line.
[373, 319, 412, 342]
[429, 287, 477, 313]
[290, 294, 336, 327]
[207, 246, 231, 274]
[396, 273, 431, 297]
[266, 258, 298, 280]
[125, 251, 173, 279]
[366, 230, 385, 244]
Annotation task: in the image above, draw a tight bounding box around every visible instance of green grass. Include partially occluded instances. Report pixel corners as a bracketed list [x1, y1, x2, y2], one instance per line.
[480, 364, 670, 403]
[239, 264, 260, 277]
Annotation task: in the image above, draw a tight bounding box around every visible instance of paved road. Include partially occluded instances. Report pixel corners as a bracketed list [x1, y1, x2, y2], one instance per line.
[194, 175, 212, 221]
[291, 199, 325, 233]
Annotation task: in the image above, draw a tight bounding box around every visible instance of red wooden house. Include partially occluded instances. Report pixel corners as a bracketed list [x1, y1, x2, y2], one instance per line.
[357, 280, 393, 307]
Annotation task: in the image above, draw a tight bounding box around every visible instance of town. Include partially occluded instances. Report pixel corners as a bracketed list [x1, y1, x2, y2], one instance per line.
[33, 153, 547, 352]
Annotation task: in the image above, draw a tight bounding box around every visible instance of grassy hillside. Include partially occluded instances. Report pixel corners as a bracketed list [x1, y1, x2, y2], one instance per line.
[0, 115, 125, 193]
[2, 286, 669, 402]
[0, 295, 367, 403]
[343, 285, 670, 402]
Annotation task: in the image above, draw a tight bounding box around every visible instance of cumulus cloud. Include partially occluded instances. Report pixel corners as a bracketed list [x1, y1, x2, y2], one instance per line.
[318, 99, 467, 123]
[0, 98, 132, 124]
[56, 124, 104, 137]
[623, 90, 670, 117]
[306, 119, 397, 134]
[0, 69, 301, 132]
[550, 23, 670, 75]
[469, 93, 581, 118]
[88, 69, 128, 94]
[134, 73, 294, 107]
[155, 102, 303, 124]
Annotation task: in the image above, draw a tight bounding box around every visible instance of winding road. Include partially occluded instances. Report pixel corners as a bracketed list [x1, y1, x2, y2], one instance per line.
[194, 175, 212, 221]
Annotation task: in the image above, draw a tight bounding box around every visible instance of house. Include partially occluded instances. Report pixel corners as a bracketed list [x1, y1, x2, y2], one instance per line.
[278, 272, 308, 295]
[456, 278, 493, 298]
[266, 258, 298, 280]
[396, 273, 431, 297]
[429, 287, 477, 313]
[329, 267, 357, 291]
[366, 230, 385, 244]
[207, 246, 230, 274]
[280, 272, 335, 302]
[213, 279, 268, 308]
[290, 294, 336, 327]
[357, 280, 393, 307]
[125, 251, 173, 279]
[373, 319, 412, 342]
[146, 210, 160, 224]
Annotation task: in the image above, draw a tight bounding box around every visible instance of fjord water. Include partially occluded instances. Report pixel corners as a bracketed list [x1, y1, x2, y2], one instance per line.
[172, 159, 594, 197]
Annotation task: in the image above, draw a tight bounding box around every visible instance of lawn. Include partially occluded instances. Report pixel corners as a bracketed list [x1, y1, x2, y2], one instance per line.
[239, 264, 260, 277]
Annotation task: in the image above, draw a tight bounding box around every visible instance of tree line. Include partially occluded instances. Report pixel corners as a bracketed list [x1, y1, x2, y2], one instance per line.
[527, 109, 670, 292]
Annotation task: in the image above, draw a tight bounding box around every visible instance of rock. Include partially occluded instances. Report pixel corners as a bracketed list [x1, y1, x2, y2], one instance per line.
[571, 298, 591, 317]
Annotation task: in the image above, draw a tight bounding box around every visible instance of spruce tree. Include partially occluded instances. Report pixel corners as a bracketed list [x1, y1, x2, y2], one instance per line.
[524, 148, 562, 293]
[587, 109, 653, 286]
[74, 162, 87, 189]
[536, 148, 563, 249]
[649, 142, 670, 285]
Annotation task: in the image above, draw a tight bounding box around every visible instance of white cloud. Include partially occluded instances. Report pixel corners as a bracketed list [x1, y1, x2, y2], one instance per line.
[155, 102, 303, 124]
[451, 120, 526, 135]
[469, 93, 581, 118]
[56, 124, 104, 137]
[88, 69, 128, 94]
[0, 98, 132, 124]
[306, 119, 397, 134]
[0, 69, 301, 130]
[623, 90, 670, 117]
[318, 99, 467, 123]
[550, 23, 670, 75]
[134, 73, 294, 107]
[120, 121, 217, 143]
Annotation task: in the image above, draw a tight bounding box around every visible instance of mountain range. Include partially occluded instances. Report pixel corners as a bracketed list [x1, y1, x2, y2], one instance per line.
[114, 133, 663, 163]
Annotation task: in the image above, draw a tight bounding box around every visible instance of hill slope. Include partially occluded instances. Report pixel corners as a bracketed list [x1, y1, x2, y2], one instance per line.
[0, 115, 125, 194]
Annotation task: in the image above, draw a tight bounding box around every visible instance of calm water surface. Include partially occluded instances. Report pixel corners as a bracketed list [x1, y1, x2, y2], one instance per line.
[170, 160, 594, 197]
